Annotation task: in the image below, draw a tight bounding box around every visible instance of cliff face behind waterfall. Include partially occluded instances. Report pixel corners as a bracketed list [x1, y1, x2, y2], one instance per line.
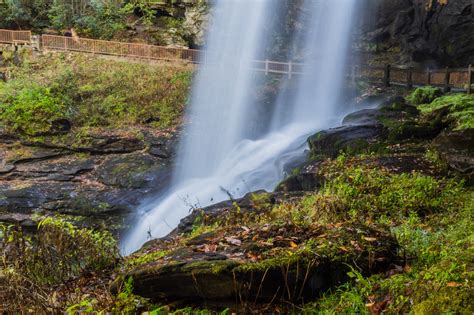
[361, 0, 473, 66]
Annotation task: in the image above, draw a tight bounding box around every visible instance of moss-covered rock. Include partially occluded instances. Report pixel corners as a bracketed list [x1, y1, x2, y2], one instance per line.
[308, 124, 388, 159]
[432, 128, 474, 183]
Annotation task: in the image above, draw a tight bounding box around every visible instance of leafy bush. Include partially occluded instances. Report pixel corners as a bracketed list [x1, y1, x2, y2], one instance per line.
[0, 217, 120, 311]
[407, 86, 443, 105]
[0, 0, 127, 39]
[0, 85, 69, 135]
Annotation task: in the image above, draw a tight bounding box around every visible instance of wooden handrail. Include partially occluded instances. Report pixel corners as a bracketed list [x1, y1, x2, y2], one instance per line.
[0, 29, 31, 44]
[1, 29, 472, 93]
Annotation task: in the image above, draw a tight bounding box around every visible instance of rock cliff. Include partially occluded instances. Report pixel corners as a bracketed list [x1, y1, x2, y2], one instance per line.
[361, 0, 473, 66]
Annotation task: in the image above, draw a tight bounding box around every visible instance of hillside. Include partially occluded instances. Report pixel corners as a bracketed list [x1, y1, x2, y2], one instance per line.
[0, 1, 473, 314]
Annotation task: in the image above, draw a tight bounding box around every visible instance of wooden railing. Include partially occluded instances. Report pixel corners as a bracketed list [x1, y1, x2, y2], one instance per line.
[354, 65, 473, 93]
[1, 29, 473, 93]
[0, 29, 31, 45]
[41, 34, 208, 64]
[41, 34, 307, 76]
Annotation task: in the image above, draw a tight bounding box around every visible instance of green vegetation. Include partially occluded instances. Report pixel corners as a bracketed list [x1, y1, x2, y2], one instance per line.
[0, 85, 69, 135]
[0, 53, 192, 135]
[121, 154, 471, 313]
[0, 216, 120, 312]
[406, 86, 443, 105]
[302, 191, 473, 314]
[406, 88, 474, 130]
[418, 93, 474, 130]
[0, 0, 159, 39]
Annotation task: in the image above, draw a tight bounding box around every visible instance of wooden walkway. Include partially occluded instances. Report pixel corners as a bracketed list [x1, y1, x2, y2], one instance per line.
[0, 29, 472, 93]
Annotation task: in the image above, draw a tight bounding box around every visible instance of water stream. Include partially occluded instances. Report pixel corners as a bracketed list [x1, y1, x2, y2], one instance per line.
[123, 0, 357, 254]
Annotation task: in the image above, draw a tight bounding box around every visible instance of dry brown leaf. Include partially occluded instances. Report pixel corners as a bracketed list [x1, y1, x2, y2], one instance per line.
[225, 237, 242, 246]
[363, 237, 377, 242]
[446, 281, 462, 287]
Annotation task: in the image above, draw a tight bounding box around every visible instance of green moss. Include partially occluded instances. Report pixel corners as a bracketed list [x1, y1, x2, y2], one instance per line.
[125, 250, 170, 269]
[184, 260, 239, 275]
[418, 93, 474, 130]
[407, 86, 443, 105]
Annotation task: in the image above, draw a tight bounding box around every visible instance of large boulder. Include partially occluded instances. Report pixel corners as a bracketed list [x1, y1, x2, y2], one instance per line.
[120, 222, 398, 306]
[308, 124, 388, 159]
[432, 128, 474, 183]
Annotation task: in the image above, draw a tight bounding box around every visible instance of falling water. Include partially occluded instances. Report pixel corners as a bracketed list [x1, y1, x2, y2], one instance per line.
[123, 0, 357, 254]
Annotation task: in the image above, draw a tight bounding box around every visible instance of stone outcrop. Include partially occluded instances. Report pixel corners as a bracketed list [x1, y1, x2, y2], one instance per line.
[119, 192, 398, 306]
[0, 130, 176, 232]
[361, 0, 474, 66]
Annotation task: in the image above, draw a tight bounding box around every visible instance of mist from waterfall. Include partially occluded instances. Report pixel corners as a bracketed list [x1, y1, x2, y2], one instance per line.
[123, 0, 357, 254]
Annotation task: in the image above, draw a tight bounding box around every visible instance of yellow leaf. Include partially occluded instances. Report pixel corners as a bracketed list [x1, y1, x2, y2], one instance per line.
[363, 237, 377, 242]
[339, 246, 349, 252]
[290, 241, 298, 248]
[447, 282, 462, 287]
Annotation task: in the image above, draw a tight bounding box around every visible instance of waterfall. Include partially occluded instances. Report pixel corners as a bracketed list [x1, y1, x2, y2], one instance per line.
[123, 0, 357, 254]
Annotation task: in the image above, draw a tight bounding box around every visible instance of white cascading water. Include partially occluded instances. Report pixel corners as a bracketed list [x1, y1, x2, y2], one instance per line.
[123, 0, 357, 254]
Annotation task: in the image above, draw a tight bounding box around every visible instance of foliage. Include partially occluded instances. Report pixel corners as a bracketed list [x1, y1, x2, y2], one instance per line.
[0, 0, 128, 39]
[0, 216, 120, 312]
[418, 93, 474, 130]
[406, 86, 443, 105]
[0, 84, 69, 135]
[0, 53, 192, 135]
[303, 193, 473, 314]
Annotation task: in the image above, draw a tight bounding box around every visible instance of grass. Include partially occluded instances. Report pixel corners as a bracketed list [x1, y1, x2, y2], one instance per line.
[118, 155, 471, 313]
[0, 216, 120, 312]
[302, 193, 473, 314]
[0, 52, 193, 136]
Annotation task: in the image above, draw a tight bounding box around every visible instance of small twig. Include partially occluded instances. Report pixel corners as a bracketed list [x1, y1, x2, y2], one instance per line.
[254, 267, 270, 304]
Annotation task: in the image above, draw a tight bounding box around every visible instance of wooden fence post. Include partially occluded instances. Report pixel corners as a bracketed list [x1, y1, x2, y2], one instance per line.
[288, 61, 292, 79]
[427, 68, 431, 85]
[468, 64, 472, 95]
[265, 59, 269, 75]
[407, 67, 413, 89]
[384, 64, 391, 87]
[444, 67, 451, 93]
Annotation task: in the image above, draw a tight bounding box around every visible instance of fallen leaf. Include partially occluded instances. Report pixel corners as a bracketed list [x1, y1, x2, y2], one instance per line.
[225, 237, 242, 246]
[339, 246, 349, 252]
[290, 241, 298, 248]
[204, 244, 217, 253]
[363, 237, 377, 242]
[446, 281, 462, 287]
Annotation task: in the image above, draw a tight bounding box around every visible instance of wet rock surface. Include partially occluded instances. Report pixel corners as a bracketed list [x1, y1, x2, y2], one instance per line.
[0, 130, 176, 232]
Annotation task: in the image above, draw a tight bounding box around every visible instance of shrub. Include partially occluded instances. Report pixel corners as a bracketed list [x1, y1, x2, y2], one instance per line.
[0, 217, 120, 311]
[0, 85, 69, 135]
[407, 86, 443, 105]
[317, 160, 464, 222]
[0, 54, 193, 132]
